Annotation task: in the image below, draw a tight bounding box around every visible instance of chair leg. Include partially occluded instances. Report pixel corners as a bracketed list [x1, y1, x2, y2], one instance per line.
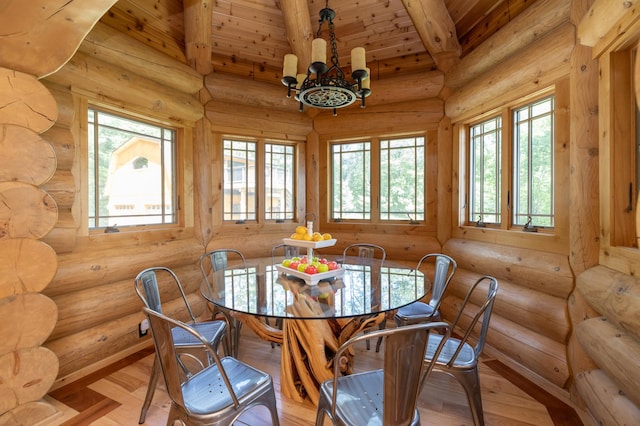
[138, 355, 160, 424]
[375, 317, 386, 352]
[451, 367, 485, 426]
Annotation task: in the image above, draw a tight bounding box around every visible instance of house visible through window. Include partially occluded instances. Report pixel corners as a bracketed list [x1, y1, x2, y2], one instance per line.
[265, 143, 295, 221]
[223, 139, 256, 221]
[88, 108, 177, 229]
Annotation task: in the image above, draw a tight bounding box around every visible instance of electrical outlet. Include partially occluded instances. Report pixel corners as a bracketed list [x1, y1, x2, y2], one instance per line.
[138, 319, 149, 338]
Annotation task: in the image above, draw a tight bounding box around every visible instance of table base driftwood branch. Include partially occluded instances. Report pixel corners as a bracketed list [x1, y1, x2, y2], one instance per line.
[238, 309, 384, 405]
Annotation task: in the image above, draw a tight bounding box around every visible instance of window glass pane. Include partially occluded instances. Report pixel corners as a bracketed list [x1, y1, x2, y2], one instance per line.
[469, 116, 502, 224]
[380, 136, 425, 221]
[513, 96, 555, 227]
[88, 108, 177, 229]
[331, 142, 370, 220]
[223, 139, 257, 221]
[265, 143, 295, 220]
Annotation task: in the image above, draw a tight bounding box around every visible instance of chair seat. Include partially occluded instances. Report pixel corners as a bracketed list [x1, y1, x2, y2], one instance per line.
[426, 333, 476, 368]
[171, 321, 226, 348]
[396, 301, 437, 319]
[318, 369, 420, 426]
[183, 357, 272, 415]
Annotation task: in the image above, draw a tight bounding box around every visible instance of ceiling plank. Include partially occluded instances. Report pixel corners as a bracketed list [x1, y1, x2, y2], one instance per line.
[400, 0, 461, 71]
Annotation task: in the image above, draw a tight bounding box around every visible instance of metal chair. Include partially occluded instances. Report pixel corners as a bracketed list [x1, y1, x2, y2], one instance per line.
[421, 275, 499, 426]
[394, 253, 458, 327]
[134, 267, 227, 424]
[315, 322, 451, 426]
[142, 306, 280, 426]
[342, 243, 387, 264]
[271, 243, 300, 262]
[343, 243, 387, 350]
[199, 249, 247, 357]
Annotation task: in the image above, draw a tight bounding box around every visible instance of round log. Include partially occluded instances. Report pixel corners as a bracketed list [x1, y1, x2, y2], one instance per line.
[0, 293, 58, 354]
[0, 0, 117, 78]
[50, 265, 203, 341]
[0, 400, 59, 425]
[0, 67, 57, 133]
[577, 265, 640, 342]
[41, 209, 77, 254]
[0, 238, 57, 299]
[42, 83, 76, 127]
[449, 269, 570, 343]
[0, 347, 59, 414]
[575, 316, 640, 408]
[441, 293, 570, 388]
[0, 125, 56, 185]
[575, 369, 640, 426]
[39, 170, 75, 210]
[444, 238, 574, 298]
[44, 237, 204, 297]
[41, 125, 75, 171]
[0, 182, 58, 240]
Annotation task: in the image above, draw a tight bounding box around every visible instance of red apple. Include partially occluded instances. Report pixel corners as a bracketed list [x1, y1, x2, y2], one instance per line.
[327, 261, 339, 270]
[319, 258, 328, 264]
[304, 264, 318, 274]
[289, 261, 300, 270]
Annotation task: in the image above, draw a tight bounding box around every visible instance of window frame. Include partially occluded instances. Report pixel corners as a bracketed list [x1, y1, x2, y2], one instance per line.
[453, 84, 569, 250]
[85, 105, 184, 234]
[218, 134, 303, 230]
[319, 132, 435, 234]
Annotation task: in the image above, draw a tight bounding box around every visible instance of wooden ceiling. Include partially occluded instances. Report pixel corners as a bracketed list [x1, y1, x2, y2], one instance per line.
[99, 0, 537, 86]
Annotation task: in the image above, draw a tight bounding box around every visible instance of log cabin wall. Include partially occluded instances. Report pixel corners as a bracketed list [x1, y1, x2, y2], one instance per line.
[2, 1, 640, 425]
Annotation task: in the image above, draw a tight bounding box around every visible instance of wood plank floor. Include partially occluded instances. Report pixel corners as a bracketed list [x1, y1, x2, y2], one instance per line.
[44, 328, 586, 426]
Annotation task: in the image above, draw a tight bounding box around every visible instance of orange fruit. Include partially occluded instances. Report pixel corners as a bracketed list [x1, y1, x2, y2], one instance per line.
[323, 233, 332, 240]
[295, 225, 307, 235]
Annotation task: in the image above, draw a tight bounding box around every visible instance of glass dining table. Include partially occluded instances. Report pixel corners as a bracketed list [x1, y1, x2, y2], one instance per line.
[199, 256, 429, 404]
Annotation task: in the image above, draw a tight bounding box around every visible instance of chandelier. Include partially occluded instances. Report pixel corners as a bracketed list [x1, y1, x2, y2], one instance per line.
[281, 1, 371, 115]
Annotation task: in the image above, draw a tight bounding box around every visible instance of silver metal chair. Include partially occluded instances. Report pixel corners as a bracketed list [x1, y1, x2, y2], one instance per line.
[199, 249, 247, 357]
[421, 275, 499, 426]
[134, 267, 227, 424]
[271, 243, 300, 262]
[343, 243, 387, 351]
[315, 322, 452, 426]
[142, 306, 280, 426]
[342, 243, 387, 264]
[395, 253, 458, 326]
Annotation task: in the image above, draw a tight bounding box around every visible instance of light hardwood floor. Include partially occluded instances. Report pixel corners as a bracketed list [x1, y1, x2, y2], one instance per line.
[45, 328, 585, 426]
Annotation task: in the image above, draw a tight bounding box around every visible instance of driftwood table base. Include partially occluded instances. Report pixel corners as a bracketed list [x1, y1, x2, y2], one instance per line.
[238, 305, 384, 405]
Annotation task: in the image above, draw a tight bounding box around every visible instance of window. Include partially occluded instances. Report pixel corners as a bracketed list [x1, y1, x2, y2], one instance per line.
[331, 142, 371, 220]
[469, 117, 502, 224]
[330, 135, 425, 222]
[513, 96, 555, 227]
[223, 139, 256, 221]
[265, 143, 295, 221]
[464, 94, 555, 230]
[223, 138, 297, 222]
[88, 108, 177, 229]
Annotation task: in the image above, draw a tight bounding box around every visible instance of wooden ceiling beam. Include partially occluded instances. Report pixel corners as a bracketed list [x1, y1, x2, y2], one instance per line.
[278, 0, 314, 75]
[400, 0, 461, 71]
[184, 0, 213, 75]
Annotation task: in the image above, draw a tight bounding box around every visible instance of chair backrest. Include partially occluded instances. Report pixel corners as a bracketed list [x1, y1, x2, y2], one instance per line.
[142, 307, 241, 411]
[199, 249, 247, 283]
[330, 322, 451, 425]
[134, 267, 196, 322]
[448, 275, 499, 362]
[416, 253, 457, 309]
[343, 243, 386, 263]
[271, 243, 300, 263]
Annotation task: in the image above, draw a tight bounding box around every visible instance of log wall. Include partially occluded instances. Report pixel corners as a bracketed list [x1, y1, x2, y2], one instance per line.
[442, 239, 574, 388]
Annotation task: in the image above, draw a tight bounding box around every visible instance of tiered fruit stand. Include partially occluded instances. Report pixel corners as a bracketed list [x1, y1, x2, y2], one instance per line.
[275, 237, 343, 285]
